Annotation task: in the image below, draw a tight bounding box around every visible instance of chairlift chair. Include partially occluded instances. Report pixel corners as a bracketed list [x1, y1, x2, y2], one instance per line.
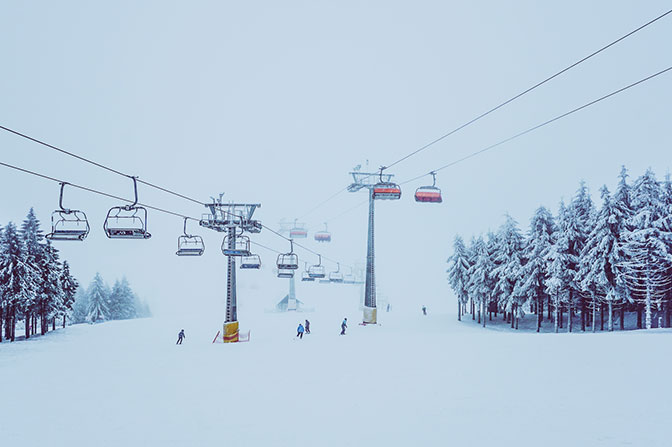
[221, 233, 252, 257]
[289, 219, 308, 239]
[414, 172, 442, 203]
[301, 263, 315, 282]
[240, 254, 262, 269]
[277, 268, 295, 279]
[314, 223, 331, 242]
[372, 167, 401, 200]
[46, 183, 90, 241]
[276, 239, 299, 270]
[176, 218, 205, 256]
[329, 262, 344, 283]
[308, 255, 326, 278]
[103, 176, 151, 239]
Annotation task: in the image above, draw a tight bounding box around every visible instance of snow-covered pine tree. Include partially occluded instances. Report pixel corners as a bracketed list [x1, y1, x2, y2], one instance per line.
[620, 169, 672, 329]
[611, 166, 634, 329]
[19, 208, 44, 338]
[59, 261, 78, 327]
[0, 222, 34, 341]
[86, 273, 110, 323]
[35, 241, 62, 334]
[109, 277, 137, 320]
[515, 206, 554, 332]
[579, 186, 628, 331]
[467, 236, 478, 320]
[485, 231, 501, 322]
[567, 182, 594, 331]
[447, 235, 471, 321]
[662, 173, 672, 327]
[467, 236, 494, 327]
[70, 288, 89, 324]
[491, 214, 525, 328]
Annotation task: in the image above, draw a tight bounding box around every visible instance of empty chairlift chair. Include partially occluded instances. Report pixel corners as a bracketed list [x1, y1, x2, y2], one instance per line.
[301, 263, 315, 282]
[46, 182, 90, 241]
[289, 219, 308, 239]
[314, 223, 331, 243]
[176, 218, 205, 256]
[414, 171, 442, 203]
[103, 176, 151, 239]
[240, 254, 262, 269]
[329, 263, 344, 283]
[277, 240, 299, 278]
[308, 255, 326, 279]
[372, 167, 401, 200]
[221, 233, 252, 257]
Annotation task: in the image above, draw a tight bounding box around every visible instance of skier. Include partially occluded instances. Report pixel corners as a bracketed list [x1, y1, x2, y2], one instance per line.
[176, 329, 185, 345]
[297, 323, 305, 339]
[422, 305, 427, 315]
[340, 318, 347, 335]
[386, 303, 391, 312]
[305, 319, 311, 334]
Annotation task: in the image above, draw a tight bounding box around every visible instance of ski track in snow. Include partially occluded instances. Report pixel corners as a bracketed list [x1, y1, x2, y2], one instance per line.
[1, 298, 670, 447]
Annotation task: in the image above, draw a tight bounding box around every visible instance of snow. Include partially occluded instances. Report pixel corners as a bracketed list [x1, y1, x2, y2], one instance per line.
[1, 290, 670, 447]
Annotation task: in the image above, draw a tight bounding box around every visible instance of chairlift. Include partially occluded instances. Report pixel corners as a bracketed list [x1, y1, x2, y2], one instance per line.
[329, 262, 344, 283]
[241, 254, 262, 269]
[343, 267, 355, 284]
[302, 263, 315, 282]
[308, 255, 326, 279]
[289, 219, 308, 239]
[277, 268, 295, 279]
[372, 167, 401, 200]
[277, 239, 299, 274]
[314, 223, 331, 243]
[176, 218, 205, 256]
[103, 176, 151, 239]
[221, 233, 251, 256]
[414, 171, 442, 203]
[46, 182, 90, 241]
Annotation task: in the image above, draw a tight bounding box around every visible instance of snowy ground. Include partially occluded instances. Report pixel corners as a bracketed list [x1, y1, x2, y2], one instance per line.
[1, 289, 670, 447]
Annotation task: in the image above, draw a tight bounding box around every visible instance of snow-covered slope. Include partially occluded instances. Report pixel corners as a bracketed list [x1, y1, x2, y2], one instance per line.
[1, 294, 669, 447]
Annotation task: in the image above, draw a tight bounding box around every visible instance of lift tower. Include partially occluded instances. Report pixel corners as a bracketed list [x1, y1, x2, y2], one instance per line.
[348, 168, 396, 325]
[200, 196, 261, 342]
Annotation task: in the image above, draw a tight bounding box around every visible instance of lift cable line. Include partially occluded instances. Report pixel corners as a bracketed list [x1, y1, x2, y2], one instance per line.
[400, 65, 672, 186]
[0, 161, 196, 221]
[284, 8, 672, 220]
[0, 160, 354, 269]
[0, 125, 206, 207]
[381, 8, 672, 172]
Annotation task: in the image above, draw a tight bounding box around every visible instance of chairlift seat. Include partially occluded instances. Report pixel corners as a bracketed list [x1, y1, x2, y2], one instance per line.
[46, 210, 90, 241]
[315, 231, 331, 242]
[414, 186, 442, 203]
[373, 182, 402, 200]
[277, 268, 295, 278]
[240, 254, 262, 269]
[277, 253, 299, 270]
[290, 229, 308, 238]
[104, 206, 151, 240]
[176, 235, 205, 256]
[329, 273, 344, 283]
[222, 235, 251, 257]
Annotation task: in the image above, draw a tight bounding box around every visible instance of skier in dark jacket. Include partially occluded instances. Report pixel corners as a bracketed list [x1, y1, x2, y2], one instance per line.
[340, 318, 347, 335]
[176, 329, 185, 344]
[422, 305, 427, 315]
[297, 323, 305, 339]
[305, 319, 311, 334]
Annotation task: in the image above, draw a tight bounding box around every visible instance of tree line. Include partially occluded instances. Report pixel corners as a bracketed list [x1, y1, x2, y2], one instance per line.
[0, 209, 78, 341]
[71, 273, 150, 324]
[447, 167, 672, 332]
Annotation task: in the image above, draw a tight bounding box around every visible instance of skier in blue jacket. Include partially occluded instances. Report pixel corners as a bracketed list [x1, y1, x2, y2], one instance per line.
[176, 329, 185, 345]
[297, 323, 305, 339]
[340, 318, 347, 335]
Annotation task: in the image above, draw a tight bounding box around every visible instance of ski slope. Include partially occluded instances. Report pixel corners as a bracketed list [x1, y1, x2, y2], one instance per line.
[1, 292, 669, 447]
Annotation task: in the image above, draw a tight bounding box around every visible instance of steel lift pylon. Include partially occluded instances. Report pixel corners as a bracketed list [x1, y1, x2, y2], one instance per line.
[200, 195, 261, 342]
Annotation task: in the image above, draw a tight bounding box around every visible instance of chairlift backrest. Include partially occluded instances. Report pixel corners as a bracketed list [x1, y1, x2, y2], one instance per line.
[176, 235, 205, 256]
[240, 254, 262, 269]
[222, 234, 251, 257]
[46, 183, 90, 241]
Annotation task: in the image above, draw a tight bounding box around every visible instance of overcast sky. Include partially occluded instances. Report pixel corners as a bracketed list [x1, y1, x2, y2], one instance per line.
[1, 1, 671, 318]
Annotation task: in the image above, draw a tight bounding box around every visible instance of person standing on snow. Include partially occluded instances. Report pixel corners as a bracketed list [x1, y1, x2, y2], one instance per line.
[422, 305, 427, 315]
[176, 329, 185, 345]
[297, 323, 305, 339]
[340, 318, 347, 335]
[305, 319, 311, 334]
